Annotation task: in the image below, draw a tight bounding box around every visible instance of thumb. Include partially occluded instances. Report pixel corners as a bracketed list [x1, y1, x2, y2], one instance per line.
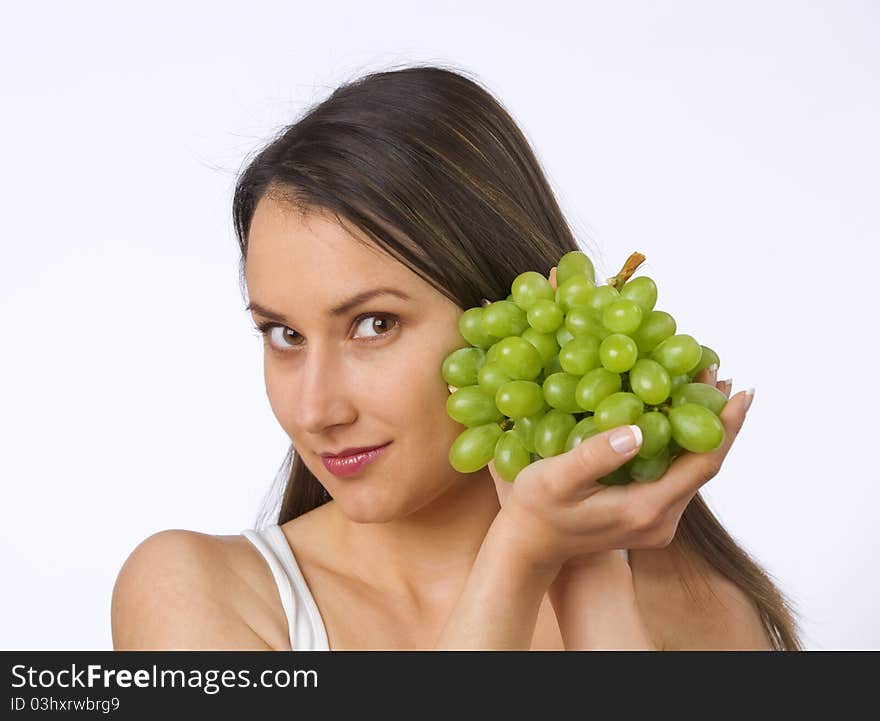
[488, 459, 515, 507]
[537, 424, 643, 498]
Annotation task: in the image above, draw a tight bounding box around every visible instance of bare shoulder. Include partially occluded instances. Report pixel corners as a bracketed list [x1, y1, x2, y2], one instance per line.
[111, 529, 280, 650]
[630, 545, 773, 651]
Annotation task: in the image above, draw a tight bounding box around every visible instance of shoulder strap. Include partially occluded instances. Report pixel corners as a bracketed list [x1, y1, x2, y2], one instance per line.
[241, 526, 330, 650]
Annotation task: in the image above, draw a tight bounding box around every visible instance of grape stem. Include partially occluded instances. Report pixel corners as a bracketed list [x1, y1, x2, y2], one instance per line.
[500, 418, 515, 431]
[606, 251, 646, 290]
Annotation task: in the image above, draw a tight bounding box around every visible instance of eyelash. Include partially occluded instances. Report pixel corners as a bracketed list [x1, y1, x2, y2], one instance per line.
[251, 313, 401, 353]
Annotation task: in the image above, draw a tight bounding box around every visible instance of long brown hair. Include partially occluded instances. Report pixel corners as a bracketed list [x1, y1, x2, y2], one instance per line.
[232, 62, 803, 650]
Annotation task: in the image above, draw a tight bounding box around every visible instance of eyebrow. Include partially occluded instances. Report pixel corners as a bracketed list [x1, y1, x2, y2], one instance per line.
[246, 287, 413, 326]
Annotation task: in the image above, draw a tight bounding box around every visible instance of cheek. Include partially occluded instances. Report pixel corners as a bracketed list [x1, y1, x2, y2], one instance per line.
[392, 335, 471, 445]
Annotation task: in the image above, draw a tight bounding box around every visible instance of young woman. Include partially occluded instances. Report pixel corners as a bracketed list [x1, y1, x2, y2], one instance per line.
[111, 64, 802, 651]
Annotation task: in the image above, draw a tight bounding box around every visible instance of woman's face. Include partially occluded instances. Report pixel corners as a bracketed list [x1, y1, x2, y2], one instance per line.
[245, 195, 474, 522]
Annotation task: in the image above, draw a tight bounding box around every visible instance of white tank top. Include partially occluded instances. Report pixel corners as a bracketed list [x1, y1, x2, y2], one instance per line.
[241, 525, 330, 651]
[241, 524, 631, 651]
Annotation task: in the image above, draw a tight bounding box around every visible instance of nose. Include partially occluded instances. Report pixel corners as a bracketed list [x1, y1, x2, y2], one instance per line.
[295, 342, 358, 435]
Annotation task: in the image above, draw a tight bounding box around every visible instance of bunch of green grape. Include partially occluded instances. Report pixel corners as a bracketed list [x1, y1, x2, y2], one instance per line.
[442, 251, 726, 484]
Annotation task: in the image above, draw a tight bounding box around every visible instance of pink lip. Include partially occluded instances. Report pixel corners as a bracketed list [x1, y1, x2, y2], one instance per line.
[320, 442, 391, 477]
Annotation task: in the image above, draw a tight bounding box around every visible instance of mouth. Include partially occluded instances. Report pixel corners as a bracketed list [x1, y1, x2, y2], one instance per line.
[320, 442, 392, 478]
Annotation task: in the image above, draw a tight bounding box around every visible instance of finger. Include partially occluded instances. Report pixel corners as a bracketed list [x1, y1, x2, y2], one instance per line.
[488, 459, 514, 507]
[533, 424, 643, 501]
[719, 378, 732, 398]
[549, 266, 558, 291]
[631, 388, 754, 509]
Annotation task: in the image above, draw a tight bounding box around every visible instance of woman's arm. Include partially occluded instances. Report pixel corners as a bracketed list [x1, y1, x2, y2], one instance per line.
[548, 551, 657, 650]
[433, 514, 561, 650]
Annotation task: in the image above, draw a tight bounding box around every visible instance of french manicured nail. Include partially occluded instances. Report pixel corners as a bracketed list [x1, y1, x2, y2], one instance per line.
[744, 388, 755, 412]
[610, 425, 642, 454]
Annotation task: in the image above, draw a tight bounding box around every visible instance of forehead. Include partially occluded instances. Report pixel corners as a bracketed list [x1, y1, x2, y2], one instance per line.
[245, 195, 416, 296]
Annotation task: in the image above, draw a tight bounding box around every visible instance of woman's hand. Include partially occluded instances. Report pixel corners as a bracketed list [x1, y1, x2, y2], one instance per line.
[488, 265, 752, 574]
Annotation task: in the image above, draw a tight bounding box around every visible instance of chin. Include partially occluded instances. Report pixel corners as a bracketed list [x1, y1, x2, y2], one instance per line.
[330, 487, 411, 525]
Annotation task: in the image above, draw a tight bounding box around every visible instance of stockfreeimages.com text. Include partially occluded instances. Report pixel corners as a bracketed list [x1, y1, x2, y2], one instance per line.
[11, 664, 318, 695]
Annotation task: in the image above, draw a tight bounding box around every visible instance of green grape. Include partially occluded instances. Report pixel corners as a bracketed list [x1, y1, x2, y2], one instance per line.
[493, 336, 544, 380]
[651, 334, 702, 375]
[556, 250, 596, 285]
[483, 300, 529, 337]
[575, 367, 622, 411]
[556, 325, 575, 347]
[602, 299, 643, 335]
[599, 333, 639, 373]
[565, 307, 609, 339]
[534, 409, 577, 458]
[593, 391, 644, 431]
[526, 298, 564, 333]
[558, 335, 601, 375]
[628, 358, 672, 405]
[668, 403, 725, 453]
[495, 380, 545, 418]
[671, 382, 729, 416]
[668, 438, 683, 458]
[542, 355, 563, 377]
[635, 411, 672, 459]
[521, 327, 560, 364]
[555, 276, 595, 313]
[442, 347, 487, 388]
[485, 341, 502, 365]
[620, 276, 658, 313]
[511, 271, 555, 311]
[585, 285, 621, 315]
[669, 373, 690, 391]
[446, 385, 505, 426]
[626, 447, 670, 483]
[449, 422, 504, 473]
[458, 307, 496, 349]
[597, 466, 631, 486]
[631, 310, 676, 353]
[493, 430, 531, 482]
[477, 362, 513, 397]
[564, 415, 601, 452]
[542, 372, 584, 414]
[513, 411, 545, 454]
[692, 345, 721, 374]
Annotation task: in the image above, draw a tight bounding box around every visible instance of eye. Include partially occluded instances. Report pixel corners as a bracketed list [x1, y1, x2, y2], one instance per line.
[352, 314, 399, 340]
[252, 313, 400, 353]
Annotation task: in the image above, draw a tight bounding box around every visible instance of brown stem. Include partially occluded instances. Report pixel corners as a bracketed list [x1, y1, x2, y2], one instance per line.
[606, 251, 646, 290]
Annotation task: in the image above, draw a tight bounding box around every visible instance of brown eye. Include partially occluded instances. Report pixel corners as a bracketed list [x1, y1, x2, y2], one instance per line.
[353, 314, 399, 340]
[265, 325, 303, 348]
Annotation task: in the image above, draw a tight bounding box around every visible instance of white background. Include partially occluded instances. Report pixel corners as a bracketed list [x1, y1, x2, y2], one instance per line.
[1, 1, 877, 650]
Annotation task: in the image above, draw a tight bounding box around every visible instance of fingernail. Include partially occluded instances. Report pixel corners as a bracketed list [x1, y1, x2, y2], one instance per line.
[610, 425, 642, 454]
[708, 363, 718, 373]
[744, 387, 755, 412]
[721, 377, 733, 388]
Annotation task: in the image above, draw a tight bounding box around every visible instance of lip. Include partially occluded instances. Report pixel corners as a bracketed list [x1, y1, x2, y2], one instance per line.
[320, 442, 391, 478]
[320, 442, 391, 458]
